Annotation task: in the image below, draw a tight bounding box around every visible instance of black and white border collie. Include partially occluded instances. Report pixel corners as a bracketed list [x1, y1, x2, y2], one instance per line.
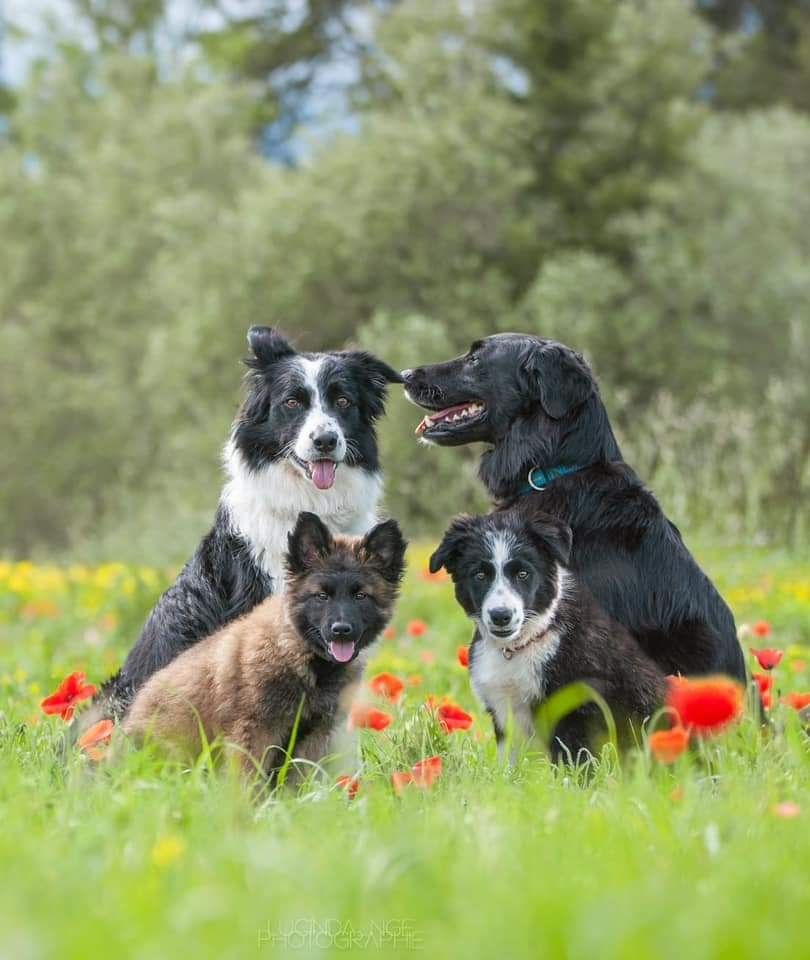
[430, 510, 666, 761]
[96, 326, 401, 719]
[403, 334, 745, 682]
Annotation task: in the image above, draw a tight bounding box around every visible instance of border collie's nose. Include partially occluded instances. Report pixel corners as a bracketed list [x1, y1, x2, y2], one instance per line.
[488, 607, 514, 628]
[312, 430, 338, 454]
[331, 621, 353, 637]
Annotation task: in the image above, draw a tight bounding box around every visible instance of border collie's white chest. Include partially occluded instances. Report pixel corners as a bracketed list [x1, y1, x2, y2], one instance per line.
[470, 633, 560, 737]
[221, 443, 382, 591]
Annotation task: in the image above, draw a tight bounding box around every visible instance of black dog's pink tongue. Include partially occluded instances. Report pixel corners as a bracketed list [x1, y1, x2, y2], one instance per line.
[311, 460, 337, 490]
[328, 639, 355, 663]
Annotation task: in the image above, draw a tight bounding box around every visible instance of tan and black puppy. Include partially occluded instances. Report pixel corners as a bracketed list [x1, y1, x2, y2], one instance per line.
[123, 512, 406, 777]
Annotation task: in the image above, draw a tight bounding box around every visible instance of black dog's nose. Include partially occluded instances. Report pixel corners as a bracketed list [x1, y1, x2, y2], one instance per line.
[331, 621, 353, 637]
[312, 431, 338, 453]
[489, 607, 513, 628]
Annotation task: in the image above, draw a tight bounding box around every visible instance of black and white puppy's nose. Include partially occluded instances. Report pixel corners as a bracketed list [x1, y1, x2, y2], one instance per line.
[312, 430, 338, 454]
[400, 369, 414, 382]
[330, 621, 354, 637]
[488, 607, 514, 628]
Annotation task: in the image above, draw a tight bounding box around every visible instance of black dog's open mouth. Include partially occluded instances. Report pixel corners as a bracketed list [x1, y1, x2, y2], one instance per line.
[414, 401, 486, 437]
[290, 453, 340, 490]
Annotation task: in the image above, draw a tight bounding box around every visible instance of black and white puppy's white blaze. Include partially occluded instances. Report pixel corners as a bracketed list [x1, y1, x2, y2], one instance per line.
[431, 511, 667, 762]
[405, 334, 744, 682]
[94, 327, 401, 720]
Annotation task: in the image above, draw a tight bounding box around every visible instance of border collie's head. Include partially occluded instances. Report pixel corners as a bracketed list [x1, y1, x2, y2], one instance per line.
[285, 512, 407, 664]
[402, 334, 619, 499]
[233, 327, 402, 489]
[430, 510, 572, 651]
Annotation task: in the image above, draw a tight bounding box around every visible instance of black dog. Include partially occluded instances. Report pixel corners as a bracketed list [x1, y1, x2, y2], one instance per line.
[404, 334, 744, 681]
[94, 326, 400, 720]
[430, 510, 666, 760]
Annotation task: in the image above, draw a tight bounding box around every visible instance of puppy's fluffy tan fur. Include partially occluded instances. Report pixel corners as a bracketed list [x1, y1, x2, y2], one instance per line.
[123, 518, 404, 776]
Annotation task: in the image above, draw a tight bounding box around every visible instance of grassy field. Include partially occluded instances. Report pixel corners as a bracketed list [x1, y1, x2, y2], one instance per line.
[1, 543, 809, 959]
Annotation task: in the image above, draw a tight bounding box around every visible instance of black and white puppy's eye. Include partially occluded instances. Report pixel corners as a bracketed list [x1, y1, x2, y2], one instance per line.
[516, 570, 530, 581]
[284, 397, 301, 409]
[335, 396, 352, 409]
[475, 570, 487, 581]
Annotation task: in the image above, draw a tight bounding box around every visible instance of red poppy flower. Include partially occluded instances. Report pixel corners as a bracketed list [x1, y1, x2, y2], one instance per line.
[383, 627, 396, 641]
[665, 676, 744, 735]
[407, 619, 428, 638]
[420, 568, 449, 583]
[783, 692, 810, 712]
[772, 802, 801, 819]
[368, 672, 405, 703]
[437, 702, 473, 734]
[391, 771, 413, 794]
[336, 775, 360, 800]
[752, 621, 772, 638]
[77, 718, 114, 761]
[41, 671, 97, 722]
[348, 704, 392, 732]
[457, 645, 470, 668]
[411, 755, 443, 787]
[752, 672, 773, 697]
[750, 647, 783, 671]
[649, 726, 690, 764]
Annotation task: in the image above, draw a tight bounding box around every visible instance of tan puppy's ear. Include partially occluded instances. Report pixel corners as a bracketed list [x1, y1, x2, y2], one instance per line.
[360, 519, 407, 583]
[286, 512, 335, 576]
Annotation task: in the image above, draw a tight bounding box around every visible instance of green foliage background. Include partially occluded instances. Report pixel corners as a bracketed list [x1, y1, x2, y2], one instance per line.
[1, 0, 808, 558]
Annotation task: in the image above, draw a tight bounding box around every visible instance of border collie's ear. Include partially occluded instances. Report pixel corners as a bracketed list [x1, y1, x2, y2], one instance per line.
[429, 516, 475, 576]
[345, 351, 404, 419]
[286, 512, 334, 576]
[246, 326, 296, 369]
[360, 519, 407, 583]
[527, 515, 573, 567]
[522, 342, 594, 420]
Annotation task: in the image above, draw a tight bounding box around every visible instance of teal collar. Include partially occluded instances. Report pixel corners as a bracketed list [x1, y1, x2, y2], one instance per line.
[520, 463, 584, 495]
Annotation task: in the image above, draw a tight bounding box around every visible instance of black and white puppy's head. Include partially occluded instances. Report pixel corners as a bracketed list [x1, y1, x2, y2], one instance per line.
[402, 334, 611, 499]
[430, 511, 572, 651]
[285, 512, 407, 664]
[234, 326, 402, 489]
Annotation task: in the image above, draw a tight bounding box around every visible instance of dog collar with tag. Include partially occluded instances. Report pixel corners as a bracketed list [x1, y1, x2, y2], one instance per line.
[521, 463, 584, 494]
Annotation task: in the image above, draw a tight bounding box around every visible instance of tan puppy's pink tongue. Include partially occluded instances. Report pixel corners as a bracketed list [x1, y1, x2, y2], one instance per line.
[311, 460, 337, 490]
[328, 640, 355, 663]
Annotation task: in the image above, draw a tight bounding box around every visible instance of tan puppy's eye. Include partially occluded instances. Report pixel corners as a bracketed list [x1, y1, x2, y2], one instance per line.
[335, 397, 351, 409]
[355, 591, 366, 600]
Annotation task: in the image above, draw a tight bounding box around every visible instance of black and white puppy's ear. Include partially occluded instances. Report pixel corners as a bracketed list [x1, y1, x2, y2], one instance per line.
[360, 519, 407, 584]
[245, 326, 296, 370]
[522, 341, 594, 420]
[429, 516, 475, 577]
[527, 514, 573, 567]
[286, 512, 335, 576]
[344, 351, 404, 419]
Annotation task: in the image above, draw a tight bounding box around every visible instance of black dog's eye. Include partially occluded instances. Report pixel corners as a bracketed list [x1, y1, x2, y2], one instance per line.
[335, 396, 351, 409]
[475, 570, 487, 581]
[285, 397, 301, 409]
[355, 590, 366, 600]
[316, 592, 328, 601]
[516, 570, 529, 581]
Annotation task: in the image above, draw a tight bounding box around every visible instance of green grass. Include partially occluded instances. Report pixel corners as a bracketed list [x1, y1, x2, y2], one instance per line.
[1, 543, 809, 959]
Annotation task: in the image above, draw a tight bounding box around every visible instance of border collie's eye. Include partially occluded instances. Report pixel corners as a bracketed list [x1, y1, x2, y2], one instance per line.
[355, 591, 366, 600]
[285, 397, 300, 409]
[516, 570, 529, 581]
[335, 396, 351, 409]
[475, 570, 487, 581]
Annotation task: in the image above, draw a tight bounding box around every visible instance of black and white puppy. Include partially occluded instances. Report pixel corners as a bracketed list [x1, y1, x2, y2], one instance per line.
[96, 326, 401, 719]
[430, 510, 666, 761]
[403, 334, 744, 682]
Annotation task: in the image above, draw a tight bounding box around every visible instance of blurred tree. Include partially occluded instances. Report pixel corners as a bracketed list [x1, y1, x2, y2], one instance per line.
[697, 0, 810, 111]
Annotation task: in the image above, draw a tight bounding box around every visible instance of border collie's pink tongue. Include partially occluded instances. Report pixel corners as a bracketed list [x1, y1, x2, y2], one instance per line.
[311, 460, 337, 490]
[328, 639, 355, 663]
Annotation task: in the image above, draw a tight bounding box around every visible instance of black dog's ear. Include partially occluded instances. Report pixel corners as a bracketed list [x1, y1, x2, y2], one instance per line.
[286, 512, 335, 576]
[246, 326, 296, 369]
[429, 516, 475, 576]
[527, 514, 573, 567]
[344, 351, 404, 419]
[522, 342, 594, 420]
[360, 519, 407, 583]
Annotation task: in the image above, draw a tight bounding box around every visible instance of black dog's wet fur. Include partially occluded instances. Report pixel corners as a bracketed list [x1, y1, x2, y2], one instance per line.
[404, 334, 745, 681]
